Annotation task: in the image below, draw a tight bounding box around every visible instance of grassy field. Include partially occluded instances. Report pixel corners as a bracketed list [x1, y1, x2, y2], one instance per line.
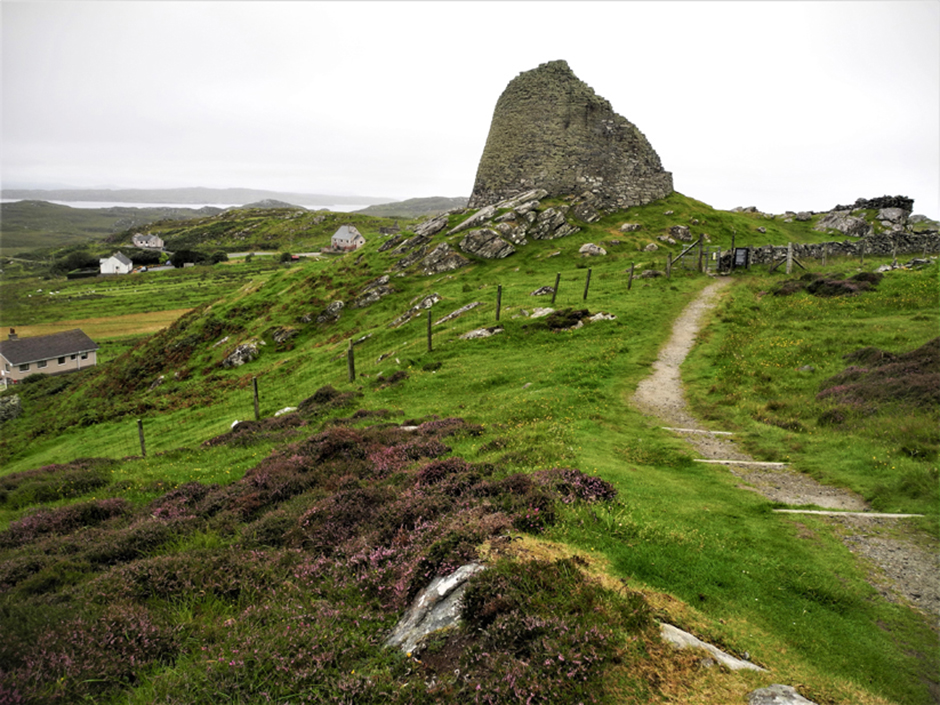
[0, 195, 936, 704]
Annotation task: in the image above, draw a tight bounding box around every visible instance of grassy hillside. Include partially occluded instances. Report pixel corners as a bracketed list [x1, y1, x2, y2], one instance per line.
[0, 193, 936, 704]
[0, 201, 223, 255]
[355, 196, 468, 218]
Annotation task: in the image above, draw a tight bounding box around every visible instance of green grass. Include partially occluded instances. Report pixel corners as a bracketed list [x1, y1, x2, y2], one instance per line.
[0, 195, 937, 704]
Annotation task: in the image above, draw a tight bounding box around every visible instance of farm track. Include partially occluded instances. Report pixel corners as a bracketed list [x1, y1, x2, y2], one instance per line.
[631, 276, 939, 620]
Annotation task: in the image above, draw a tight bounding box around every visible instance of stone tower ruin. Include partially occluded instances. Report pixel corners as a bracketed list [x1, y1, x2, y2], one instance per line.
[468, 60, 673, 212]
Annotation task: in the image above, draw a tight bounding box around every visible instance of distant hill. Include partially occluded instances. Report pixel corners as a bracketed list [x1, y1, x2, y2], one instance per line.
[355, 196, 467, 218]
[0, 200, 223, 254]
[1, 187, 393, 208]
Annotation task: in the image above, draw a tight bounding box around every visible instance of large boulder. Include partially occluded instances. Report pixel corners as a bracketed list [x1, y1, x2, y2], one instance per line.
[421, 243, 470, 275]
[814, 211, 874, 238]
[460, 229, 516, 259]
[412, 214, 450, 237]
[748, 684, 818, 705]
[530, 207, 580, 240]
[579, 243, 607, 256]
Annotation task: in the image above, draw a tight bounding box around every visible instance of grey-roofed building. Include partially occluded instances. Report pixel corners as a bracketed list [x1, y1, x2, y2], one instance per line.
[0, 328, 99, 385]
[330, 225, 365, 252]
[100, 252, 133, 275]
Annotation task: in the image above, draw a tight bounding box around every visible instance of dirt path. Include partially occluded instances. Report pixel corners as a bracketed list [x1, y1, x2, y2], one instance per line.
[631, 277, 939, 620]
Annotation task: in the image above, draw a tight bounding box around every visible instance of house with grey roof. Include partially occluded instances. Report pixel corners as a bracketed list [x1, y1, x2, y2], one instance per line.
[0, 329, 99, 385]
[100, 252, 133, 275]
[132, 233, 165, 250]
[330, 225, 366, 252]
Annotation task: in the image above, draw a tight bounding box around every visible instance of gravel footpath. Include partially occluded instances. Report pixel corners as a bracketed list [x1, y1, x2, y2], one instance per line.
[632, 277, 938, 622]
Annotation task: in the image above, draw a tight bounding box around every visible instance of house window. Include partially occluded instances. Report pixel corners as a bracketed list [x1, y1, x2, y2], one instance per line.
[19, 363, 29, 372]
[58, 357, 66, 365]
[81, 352, 88, 360]
[70, 354, 77, 360]
[38, 360, 48, 368]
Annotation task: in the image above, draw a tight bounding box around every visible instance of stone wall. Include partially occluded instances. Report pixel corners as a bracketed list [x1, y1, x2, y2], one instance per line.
[468, 60, 673, 212]
[730, 230, 940, 267]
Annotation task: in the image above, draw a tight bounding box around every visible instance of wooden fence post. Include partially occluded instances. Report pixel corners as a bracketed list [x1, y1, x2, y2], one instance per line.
[786, 242, 793, 275]
[551, 273, 560, 305]
[496, 285, 502, 321]
[427, 309, 433, 352]
[627, 262, 635, 290]
[729, 233, 736, 272]
[137, 419, 146, 458]
[666, 255, 672, 278]
[253, 377, 260, 421]
[697, 237, 704, 272]
[347, 340, 355, 382]
[583, 268, 592, 301]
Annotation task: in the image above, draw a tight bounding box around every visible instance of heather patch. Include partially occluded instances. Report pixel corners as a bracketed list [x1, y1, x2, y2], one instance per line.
[818, 337, 940, 410]
[0, 497, 129, 549]
[0, 457, 115, 510]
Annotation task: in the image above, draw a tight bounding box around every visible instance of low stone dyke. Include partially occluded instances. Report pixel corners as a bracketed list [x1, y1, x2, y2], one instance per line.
[729, 230, 940, 267]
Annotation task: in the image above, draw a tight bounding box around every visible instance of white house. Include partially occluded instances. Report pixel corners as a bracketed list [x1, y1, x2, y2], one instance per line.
[330, 225, 366, 252]
[100, 252, 133, 275]
[132, 233, 165, 249]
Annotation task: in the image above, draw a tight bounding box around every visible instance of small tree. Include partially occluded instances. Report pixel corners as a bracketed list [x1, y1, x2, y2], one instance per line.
[279, 251, 293, 263]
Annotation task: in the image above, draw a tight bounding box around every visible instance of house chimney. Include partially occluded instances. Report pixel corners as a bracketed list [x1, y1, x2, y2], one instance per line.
[8, 328, 17, 340]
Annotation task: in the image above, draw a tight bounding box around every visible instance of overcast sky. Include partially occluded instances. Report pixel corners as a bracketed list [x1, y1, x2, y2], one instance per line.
[3, 1, 938, 216]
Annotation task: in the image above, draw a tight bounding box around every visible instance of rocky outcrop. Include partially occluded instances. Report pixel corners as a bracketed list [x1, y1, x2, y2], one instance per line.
[384, 563, 485, 654]
[833, 195, 913, 213]
[0, 394, 22, 424]
[420, 243, 470, 275]
[315, 301, 344, 324]
[468, 60, 673, 212]
[389, 293, 441, 328]
[351, 275, 395, 309]
[748, 685, 818, 705]
[222, 341, 260, 368]
[814, 211, 874, 238]
[459, 229, 516, 259]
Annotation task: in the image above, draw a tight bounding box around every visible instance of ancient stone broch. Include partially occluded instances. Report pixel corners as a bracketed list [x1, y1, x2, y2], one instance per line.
[468, 60, 673, 212]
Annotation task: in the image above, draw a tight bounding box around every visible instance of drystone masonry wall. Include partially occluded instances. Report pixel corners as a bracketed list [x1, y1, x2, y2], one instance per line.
[468, 60, 673, 213]
[738, 231, 940, 266]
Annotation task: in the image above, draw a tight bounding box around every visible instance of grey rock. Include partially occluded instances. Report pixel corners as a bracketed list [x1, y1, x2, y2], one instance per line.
[391, 234, 432, 256]
[0, 394, 22, 423]
[748, 684, 818, 705]
[660, 623, 765, 672]
[222, 341, 260, 368]
[394, 245, 430, 271]
[460, 326, 504, 340]
[446, 205, 497, 236]
[530, 207, 580, 240]
[351, 284, 395, 309]
[413, 214, 450, 237]
[378, 234, 407, 252]
[272, 327, 298, 344]
[435, 302, 484, 325]
[795, 211, 812, 221]
[390, 293, 441, 328]
[460, 229, 516, 259]
[639, 269, 665, 278]
[579, 242, 607, 256]
[421, 243, 470, 276]
[385, 563, 486, 654]
[670, 225, 692, 242]
[643, 242, 659, 252]
[495, 188, 548, 210]
[572, 202, 601, 223]
[530, 286, 555, 296]
[814, 212, 873, 238]
[530, 307, 555, 318]
[315, 301, 345, 324]
[274, 406, 297, 417]
[877, 207, 906, 223]
[658, 235, 677, 245]
[664, 210, 674, 215]
[620, 222, 642, 232]
[757, 226, 767, 234]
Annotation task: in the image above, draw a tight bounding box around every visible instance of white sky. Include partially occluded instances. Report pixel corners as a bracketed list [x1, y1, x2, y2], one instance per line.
[2, 1, 939, 216]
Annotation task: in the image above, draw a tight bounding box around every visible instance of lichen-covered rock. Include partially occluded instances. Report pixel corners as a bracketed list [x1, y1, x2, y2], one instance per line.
[413, 214, 450, 237]
[530, 208, 579, 240]
[670, 225, 692, 242]
[748, 684, 817, 705]
[814, 211, 874, 238]
[351, 276, 395, 309]
[0, 394, 22, 423]
[579, 243, 607, 256]
[447, 205, 497, 236]
[222, 341, 260, 368]
[460, 229, 516, 259]
[620, 222, 642, 232]
[468, 60, 672, 211]
[315, 301, 344, 324]
[390, 293, 441, 328]
[421, 243, 470, 275]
